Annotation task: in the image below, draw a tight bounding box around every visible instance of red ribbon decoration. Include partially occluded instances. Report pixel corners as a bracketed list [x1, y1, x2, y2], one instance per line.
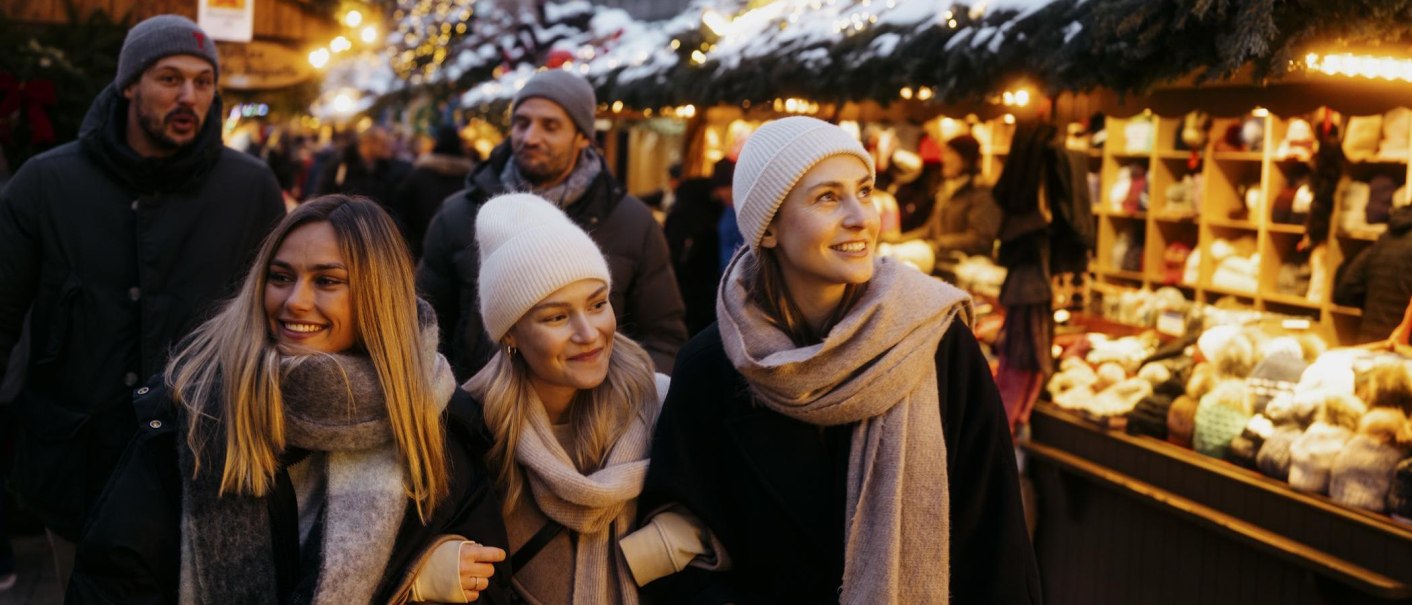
[0, 73, 58, 146]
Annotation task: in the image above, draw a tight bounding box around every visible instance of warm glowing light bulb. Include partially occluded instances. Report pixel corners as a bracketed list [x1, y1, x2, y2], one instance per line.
[344, 10, 363, 27]
[361, 25, 378, 44]
[309, 48, 331, 68]
[331, 36, 352, 52]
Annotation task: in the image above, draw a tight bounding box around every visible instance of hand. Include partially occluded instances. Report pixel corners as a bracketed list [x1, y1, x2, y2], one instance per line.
[458, 542, 506, 602]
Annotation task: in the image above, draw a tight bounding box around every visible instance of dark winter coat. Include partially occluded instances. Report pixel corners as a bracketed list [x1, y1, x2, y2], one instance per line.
[639, 322, 1043, 604]
[1334, 205, 1412, 342]
[662, 178, 723, 336]
[417, 142, 687, 379]
[0, 85, 284, 539]
[919, 177, 1002, 259]
[66, 382, 512, 605]
[392, 153, 476, 258]
[313, 145, 412, 215]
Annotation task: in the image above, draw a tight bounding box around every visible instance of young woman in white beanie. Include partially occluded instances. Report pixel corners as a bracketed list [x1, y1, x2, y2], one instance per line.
[639, 116, 1041, 604]
[465, 193, 678, 604]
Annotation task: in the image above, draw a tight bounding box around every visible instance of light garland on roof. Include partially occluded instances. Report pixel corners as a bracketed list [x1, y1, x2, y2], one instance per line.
[1305, 52, 1412, 83]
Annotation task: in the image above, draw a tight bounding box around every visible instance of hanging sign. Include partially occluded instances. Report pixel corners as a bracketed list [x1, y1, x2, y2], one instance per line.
[200, 0, 254, 43]
[217, 42, 314, 90]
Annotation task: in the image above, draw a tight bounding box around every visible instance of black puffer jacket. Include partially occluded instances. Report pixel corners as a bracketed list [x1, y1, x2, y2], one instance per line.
[66, 381, 511, 605]
[1334, 205, 1412, 342]
[0, 85, 284, 539]
[417, 142, 687, 379]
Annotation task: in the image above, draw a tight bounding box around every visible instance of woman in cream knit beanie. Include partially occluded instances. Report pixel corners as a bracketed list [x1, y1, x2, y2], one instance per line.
[466, 193, 697, 605]
[639, 116, 1040, 603]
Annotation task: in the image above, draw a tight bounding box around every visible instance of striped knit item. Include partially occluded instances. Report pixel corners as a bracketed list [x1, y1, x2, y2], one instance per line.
[732, 117, 874, 251]
[476, 193, 612, 341]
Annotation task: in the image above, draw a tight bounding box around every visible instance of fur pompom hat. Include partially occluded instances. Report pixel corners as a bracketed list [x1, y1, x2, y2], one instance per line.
[732, 116, 874, 252]
[475, 193, 612, 342]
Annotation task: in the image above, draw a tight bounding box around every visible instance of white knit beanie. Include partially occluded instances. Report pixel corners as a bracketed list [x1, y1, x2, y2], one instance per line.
[733, 116, 874, 251]
[476, 193, 612, 341]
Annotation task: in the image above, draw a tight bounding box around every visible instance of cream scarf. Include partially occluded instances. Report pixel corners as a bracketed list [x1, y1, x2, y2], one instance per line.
[716, 251, 971, 605]
[514, 377, 664, 604]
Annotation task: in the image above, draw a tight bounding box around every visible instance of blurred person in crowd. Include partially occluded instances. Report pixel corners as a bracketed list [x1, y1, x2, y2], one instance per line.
[68, 196, 510, 604]
[712, 160, 744, 275]
[663, 166, 724, 336]
[466, 193, 692, 604]
[314, 124, 412, 216]
[640, 117, 1039, 604]
[921, 134, 1002, 261]
[0, 15, 284, 592]
[419, 70, 685, 380]
[393, 123, 476, 259]
[641, 162, 683, 222]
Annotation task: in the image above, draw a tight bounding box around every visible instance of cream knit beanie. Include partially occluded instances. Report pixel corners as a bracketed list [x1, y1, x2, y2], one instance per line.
[733, 116, 874, 251]
[476, 193, 612, 341]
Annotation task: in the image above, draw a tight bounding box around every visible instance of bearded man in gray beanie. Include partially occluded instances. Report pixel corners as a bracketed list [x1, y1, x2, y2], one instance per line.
[0, 14, 283, 591]
[418, 69, 686, 379]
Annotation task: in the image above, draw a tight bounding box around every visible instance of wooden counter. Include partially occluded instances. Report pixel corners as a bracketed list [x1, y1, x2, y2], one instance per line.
[1024, 404, 1412, 604]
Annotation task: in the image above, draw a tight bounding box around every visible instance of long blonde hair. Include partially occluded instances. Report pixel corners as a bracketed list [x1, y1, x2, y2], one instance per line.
[166, 195, 449, 520]
[469, 332, 656, 515]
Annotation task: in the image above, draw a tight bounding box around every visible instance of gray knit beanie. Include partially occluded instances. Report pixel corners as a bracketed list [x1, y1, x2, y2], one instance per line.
[512, 70, 596, 138]
[732, 116, 874, 252]
[116, 15, 220, 89]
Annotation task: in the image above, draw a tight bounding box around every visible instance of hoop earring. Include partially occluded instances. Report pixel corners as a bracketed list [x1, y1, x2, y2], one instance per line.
[506, 345, 518, 357]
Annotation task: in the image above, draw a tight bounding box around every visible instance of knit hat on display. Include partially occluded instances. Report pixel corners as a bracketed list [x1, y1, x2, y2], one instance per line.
[1167, 395, 1199, 448]
[1193, 380, 1253, 459]
[1329, 408, 1409, 512]
[116, 15, 220, 89]
[733, 116, 874, 251]
[512, 70, 597, 138]
[1246, 339, 1309, 415]
[1289, 421, 1356, 494]
[1257, 425, 1304, 481]
[1389, 458, 1412, 522]
[1228, 414, 1275, 469]
[475, 193, 612, 341]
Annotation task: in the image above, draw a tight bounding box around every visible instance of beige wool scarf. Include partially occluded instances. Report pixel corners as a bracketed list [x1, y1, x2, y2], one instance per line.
[514, 379, 664, 604]
[716, 251, 972, 605]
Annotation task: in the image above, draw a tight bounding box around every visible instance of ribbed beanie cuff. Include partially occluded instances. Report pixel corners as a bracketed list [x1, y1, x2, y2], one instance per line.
[116, 15, 220, 89]
[476, 193, 612, 341]
[733, 116, 873, 252]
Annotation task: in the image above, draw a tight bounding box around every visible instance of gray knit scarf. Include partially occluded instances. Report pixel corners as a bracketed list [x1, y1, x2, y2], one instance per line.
[177, 311, 456, 605]
[500, 146, 602, 209]
[716, 251, 971, 605]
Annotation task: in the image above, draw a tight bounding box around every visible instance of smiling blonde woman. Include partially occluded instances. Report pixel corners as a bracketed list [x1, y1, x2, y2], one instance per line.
[466, 193, 684, 604]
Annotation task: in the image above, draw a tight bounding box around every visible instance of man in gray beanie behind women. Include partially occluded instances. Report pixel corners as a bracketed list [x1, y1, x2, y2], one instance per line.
[419, 69, 686, 379]
[0, 14, 283, 592]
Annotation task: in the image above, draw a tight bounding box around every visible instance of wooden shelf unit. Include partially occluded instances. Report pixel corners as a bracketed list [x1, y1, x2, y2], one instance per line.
[980, 108, 1412, 345]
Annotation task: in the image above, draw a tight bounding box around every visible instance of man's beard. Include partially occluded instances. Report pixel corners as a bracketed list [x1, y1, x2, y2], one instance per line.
[514, 145, 577, 185]
[134, 93, 201, 152]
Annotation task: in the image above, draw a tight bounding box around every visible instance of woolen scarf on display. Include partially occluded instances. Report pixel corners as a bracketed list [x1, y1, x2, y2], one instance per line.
[500, 147, 602, 209]
[177, 322, 456, 604]
[716, 251, 971, 605]
[514, 384, 661, 604]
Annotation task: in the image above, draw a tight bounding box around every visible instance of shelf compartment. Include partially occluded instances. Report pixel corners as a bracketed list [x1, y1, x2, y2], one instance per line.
[1263, 292, 1321, 310]
[1157, 150, 1200, 160]
[1267, 223, 1306, 234]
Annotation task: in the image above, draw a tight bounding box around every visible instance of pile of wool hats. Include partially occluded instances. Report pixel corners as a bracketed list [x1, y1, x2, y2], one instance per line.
[1208, 237, 1260, 294]
[1228, 414, 1276, 470]
[1047, 334, 1164, 418]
